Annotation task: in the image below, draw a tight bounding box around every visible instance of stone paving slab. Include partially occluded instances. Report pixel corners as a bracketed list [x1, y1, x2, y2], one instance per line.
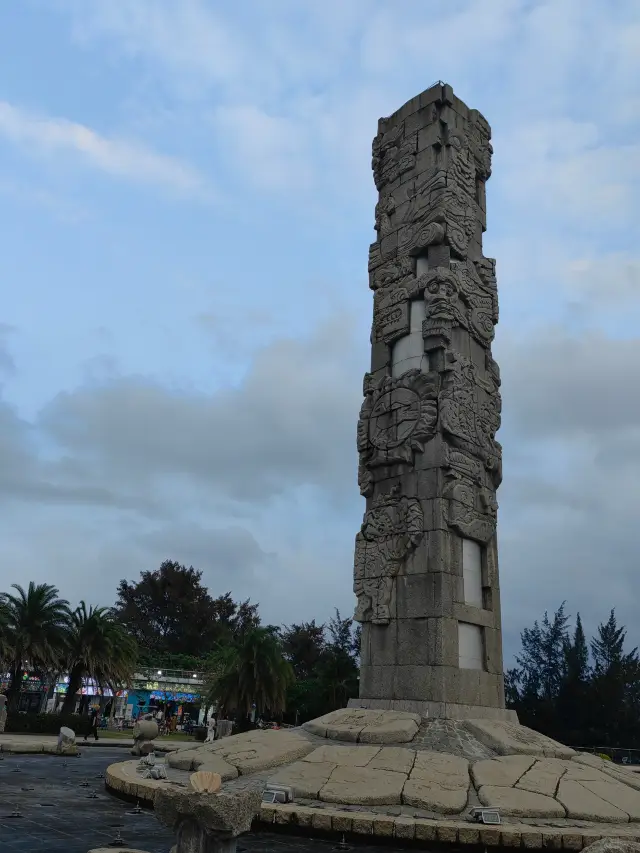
[303, 709, 420, 743]
[464, 719, 577, 758]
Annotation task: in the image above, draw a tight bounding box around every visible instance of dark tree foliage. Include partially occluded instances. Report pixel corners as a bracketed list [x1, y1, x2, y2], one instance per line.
[281, 620, 326, 681]
[113, 561, 259, 659]
[280, 610, 360, 724]
[507, 605, 640, 750]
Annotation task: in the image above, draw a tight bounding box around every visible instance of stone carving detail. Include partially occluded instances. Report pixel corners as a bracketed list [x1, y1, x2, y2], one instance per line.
[370, 256, 414, 291]
[421, 267, 467, 345]
[355, 85, 506, 704]
[443, 473, 498, 544]
[357, 370, 438, 496]
[372, 127, 418, 191]
[354, 487, 423, 625]
[375, 193, 396, 236]
[467, 110, 493, 180]
[439, 354, 502, 486]
[373, 287, 411, 344]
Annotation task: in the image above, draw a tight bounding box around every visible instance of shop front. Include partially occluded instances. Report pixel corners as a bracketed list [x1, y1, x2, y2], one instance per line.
[52, 677, 127, 715]
[125, 678, 203, 729]
[1, 672, 51, 713]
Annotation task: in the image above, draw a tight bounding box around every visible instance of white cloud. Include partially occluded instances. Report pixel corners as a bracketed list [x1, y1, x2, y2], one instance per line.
[6, 0, 640, 647]
[0, 101, 207, 196]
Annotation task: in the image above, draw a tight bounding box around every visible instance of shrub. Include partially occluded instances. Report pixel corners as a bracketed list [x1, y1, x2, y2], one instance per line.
[6, 712, 93, 737]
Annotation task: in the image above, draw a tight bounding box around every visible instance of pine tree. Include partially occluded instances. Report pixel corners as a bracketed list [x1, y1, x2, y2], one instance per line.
[510, 603, 570, 738]
[556, 613, 590, 745]
[589, 610, 640, 747]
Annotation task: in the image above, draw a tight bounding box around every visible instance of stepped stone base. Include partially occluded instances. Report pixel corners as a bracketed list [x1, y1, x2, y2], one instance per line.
[105, 710, 640, 851]
[348, 697, 519, 723]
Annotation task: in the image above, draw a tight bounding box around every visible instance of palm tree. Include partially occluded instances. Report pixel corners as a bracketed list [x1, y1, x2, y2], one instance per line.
[61, 603, 137, 715]
[206, 627, 294, 719]
[1, 582, 70, 710]
[0, 597, 12, 670]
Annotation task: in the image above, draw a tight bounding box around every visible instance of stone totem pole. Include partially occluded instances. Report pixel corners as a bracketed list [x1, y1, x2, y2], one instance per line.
[351, 83, 514, 721]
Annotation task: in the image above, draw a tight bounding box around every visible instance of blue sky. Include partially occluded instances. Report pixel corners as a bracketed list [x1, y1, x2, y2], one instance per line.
[1, 0, 640, 662]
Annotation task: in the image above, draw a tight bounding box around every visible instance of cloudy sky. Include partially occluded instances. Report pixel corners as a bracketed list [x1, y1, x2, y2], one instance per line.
[1, 0, 639, 662]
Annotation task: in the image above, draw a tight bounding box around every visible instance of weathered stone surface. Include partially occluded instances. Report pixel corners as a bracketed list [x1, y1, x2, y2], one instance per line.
[477, 785, 566, 818]
[354, 84, 507, 719]
[579, 778, 640, 820]
[582, 841, 640, 853]
[556, 780, 629, 822]
[369, 746, 416, 774]
[574, 753, 640, 792]
[516, 758, 567, 797]
[303, 708, 419, 743]
[465, 719, 576, 758]
[472, 754, 536, 788]
[268, 760, 336, 799]
[106, 759, 173, 806]
[173, 729, 313, 775]
[302, 744, 380, 766]
[403, 750, 469, 813]
[155, 787, 262, 837]
[166, 748, 238, 781]
[319, 765, 407, 805]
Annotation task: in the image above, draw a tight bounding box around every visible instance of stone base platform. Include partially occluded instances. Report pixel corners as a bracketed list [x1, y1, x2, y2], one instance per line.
[104, 710, 640, 850]
[348, 697, 519, 723]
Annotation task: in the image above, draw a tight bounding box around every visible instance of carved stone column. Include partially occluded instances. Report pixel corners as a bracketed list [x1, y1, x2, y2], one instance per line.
[351, 82, 514, 721]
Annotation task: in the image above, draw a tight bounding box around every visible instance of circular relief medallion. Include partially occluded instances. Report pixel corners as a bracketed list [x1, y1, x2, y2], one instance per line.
[368, 387, 421, 450]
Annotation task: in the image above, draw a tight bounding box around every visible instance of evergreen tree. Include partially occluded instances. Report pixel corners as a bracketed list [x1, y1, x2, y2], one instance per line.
[589, 611, 640, 747]
[556, 613, 590, 745]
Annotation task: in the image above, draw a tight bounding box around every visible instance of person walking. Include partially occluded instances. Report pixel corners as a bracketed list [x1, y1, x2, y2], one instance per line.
[84, 705, 99, 742]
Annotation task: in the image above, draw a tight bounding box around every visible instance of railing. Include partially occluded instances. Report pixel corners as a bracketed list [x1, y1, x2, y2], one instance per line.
[134, 668, 204, 682]
[577, 746, 640, 765]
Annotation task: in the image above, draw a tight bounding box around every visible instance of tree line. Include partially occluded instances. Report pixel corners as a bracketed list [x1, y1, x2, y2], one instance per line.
[506, 603, 640, 750]
[0, 560, 360, 724]
[4, 559, 639, 747]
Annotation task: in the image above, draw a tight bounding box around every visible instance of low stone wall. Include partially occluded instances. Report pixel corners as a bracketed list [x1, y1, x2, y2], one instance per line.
[260, 803, 640, 850]
[105, 760, 640, 851]
[0, 740, 78, 755]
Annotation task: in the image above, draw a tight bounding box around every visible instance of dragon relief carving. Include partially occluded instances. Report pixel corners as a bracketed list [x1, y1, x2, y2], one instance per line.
[357, 370, 438, 497]
[353, 486, 423, 625]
